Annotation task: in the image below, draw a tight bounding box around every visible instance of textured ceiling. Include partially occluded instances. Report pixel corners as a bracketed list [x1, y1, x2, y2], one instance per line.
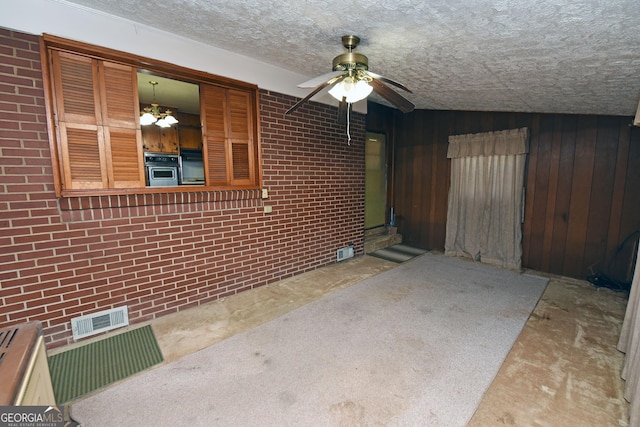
[63, 0, 640, 117]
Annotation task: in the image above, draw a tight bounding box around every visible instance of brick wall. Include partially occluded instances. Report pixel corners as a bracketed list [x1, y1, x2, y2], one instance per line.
[0, 28, 366, 349]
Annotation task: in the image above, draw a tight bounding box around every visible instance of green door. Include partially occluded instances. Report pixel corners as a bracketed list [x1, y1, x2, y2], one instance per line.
[365, 132, 387, 229]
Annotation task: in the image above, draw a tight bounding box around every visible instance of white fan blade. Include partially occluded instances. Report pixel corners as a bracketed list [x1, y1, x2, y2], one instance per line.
[365, 70, 412, 93]
[297, 70, 345, 88]
[286, 74, 347, 115]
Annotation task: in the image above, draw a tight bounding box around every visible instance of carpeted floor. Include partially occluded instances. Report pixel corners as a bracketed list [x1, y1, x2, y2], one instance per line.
[71, 253, 547, 426]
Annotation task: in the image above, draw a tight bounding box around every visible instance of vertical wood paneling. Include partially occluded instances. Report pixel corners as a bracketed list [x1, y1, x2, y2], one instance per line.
[584, 117, 620, 274]
[564, 116, 597, 278]
[530, 114, 556, 270]
[541, 115, 564, 271]
[615, 127, 640, 280]
[522, 114, 544, 269]
[368, 106, 640, 281]
[417, 114, 431, 245]
[607, 121, 632, 279]
[393, 112, 412, 233]
[432, 111, 452, 248]
[408, 118, 423, 245]
[427, 112, 439, 246]
[548, 115, 577, 275]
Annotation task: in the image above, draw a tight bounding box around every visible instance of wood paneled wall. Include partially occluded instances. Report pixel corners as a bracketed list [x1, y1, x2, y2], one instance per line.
[367, 103, 640, 282]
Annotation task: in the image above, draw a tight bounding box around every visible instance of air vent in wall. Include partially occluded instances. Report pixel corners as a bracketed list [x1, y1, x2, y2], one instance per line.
[337, 244, 354, 262]
[71, 306, 129, 340]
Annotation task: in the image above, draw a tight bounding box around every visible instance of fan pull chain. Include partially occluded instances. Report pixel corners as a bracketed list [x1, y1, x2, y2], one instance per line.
[346, 102, 351, 145]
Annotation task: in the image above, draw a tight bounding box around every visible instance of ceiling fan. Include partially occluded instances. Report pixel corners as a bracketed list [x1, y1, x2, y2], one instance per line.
[285, 35, 415, 117]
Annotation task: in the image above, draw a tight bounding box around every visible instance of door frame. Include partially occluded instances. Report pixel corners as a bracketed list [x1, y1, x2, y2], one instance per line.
[365, 131, 390, 230]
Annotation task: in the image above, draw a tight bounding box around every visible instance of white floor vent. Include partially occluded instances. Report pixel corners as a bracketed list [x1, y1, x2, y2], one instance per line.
[71, 306, 129, 340]
[337, 244, 354, 262]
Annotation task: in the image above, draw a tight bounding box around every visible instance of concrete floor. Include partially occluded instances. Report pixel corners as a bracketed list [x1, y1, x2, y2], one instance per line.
[92, 253, 633, 425]
[469, 274, 629, 426]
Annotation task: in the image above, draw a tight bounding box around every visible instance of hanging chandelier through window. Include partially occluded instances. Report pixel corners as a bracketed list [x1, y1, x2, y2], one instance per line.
[140, 80, 178, 127]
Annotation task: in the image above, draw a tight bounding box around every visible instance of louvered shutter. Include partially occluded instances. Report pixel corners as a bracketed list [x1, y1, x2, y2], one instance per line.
[228, 89, 255, 185]
[50, 50, 144, 190]
[51, 51, 107, 189]
[200, 85, 256, 187]
[201, 85, 230, 185]
[100, 62, 145, 188]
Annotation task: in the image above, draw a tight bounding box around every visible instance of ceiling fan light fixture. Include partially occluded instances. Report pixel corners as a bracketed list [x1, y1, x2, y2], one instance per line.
[285, 35, 414, 117]
[329, 77, 373, 103]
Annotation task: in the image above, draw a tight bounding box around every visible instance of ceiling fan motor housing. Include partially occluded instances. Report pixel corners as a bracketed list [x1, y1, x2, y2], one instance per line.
[332, 52, 369, 71]
[333, 35, 368, 72]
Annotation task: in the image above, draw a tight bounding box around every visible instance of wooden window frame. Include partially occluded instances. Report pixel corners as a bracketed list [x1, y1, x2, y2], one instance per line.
[40, 34, 262, 198]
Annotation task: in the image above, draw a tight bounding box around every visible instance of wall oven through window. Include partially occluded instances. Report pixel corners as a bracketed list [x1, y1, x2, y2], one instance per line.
[144, 153, 179, 187]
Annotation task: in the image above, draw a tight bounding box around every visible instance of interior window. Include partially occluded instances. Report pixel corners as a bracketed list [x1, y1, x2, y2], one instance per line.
[41, 34, 261, 197]
[137, 73, 205, 186]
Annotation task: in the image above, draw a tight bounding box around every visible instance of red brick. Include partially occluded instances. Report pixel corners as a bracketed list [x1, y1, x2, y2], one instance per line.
[1, 30, 365, 349]
[8, 306, 45, 319]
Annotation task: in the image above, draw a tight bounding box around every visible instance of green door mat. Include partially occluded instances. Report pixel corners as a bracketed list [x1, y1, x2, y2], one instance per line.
[369, 244, 427, 263]
[48, 325, 164, 404]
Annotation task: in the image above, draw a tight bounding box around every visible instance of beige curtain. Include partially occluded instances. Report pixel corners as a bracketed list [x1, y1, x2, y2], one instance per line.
[445, 128, 529, 269]
[618, 254, 640, 426]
